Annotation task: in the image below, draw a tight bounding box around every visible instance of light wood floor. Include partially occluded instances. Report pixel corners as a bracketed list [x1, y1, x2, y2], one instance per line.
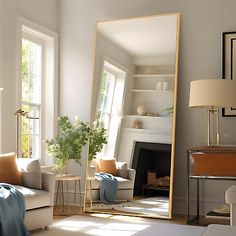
[53, 205, 185, 223]
[53, 205, 228, 226]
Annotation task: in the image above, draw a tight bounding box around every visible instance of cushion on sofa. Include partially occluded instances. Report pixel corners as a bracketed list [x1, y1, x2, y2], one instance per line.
[20, 172, 42, 190]
[98, 159, 117, 176]
[17, 158, 42, 189]
[116, 162, 128, 179]
[15, 185, 51, 210]
[17, 158, 41, 172]
[0, 153, 22, 185]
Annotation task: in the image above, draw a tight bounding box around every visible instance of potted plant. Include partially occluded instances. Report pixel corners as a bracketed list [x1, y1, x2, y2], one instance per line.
[45, 116, 107, 174]
[45, 116, 89, 173]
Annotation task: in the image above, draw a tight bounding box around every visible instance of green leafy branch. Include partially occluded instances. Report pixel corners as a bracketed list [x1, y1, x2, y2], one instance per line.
[45, 116, 107, 171]
[163, 106, 174, 115]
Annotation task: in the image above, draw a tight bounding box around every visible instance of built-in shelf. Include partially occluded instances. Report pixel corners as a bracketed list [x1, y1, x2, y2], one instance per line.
[125, 115, 172, 120]
[205, 211, 230, 220]
[124, 128, 171, 135]
[124, 115, 172, 131]
[134, 74, 174, 78]
[132, 89, 173, 93]
[143, 185, 170, 192]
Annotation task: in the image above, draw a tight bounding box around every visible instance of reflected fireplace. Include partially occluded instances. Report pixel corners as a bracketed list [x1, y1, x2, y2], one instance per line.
[131, 142, 171, 196]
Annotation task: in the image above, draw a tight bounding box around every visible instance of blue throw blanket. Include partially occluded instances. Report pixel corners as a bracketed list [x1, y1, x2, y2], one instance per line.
[95, 173, 118, 204]
[0, 183, 30, 236]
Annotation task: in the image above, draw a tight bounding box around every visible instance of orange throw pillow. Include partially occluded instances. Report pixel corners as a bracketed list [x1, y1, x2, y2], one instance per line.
[98, 159, 117, 176]
[0, 153, 21, 185]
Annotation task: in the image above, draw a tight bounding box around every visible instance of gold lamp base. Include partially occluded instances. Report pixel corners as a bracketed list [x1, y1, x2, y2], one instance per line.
[207, 108, 220, 146]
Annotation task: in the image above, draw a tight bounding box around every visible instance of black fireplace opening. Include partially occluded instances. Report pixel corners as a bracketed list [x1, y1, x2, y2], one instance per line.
[131, 142, 171, 196]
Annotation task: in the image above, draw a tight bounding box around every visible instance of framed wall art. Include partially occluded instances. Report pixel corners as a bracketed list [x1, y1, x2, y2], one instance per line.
[222, 31, 236, 117]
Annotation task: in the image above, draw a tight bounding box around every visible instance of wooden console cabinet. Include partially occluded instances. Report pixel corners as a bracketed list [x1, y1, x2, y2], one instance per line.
[187, 146, 236, 224]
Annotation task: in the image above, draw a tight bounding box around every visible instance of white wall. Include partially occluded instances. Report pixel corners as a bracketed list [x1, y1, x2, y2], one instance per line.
[59, 0, 236, 214]
[0, 0, 59, 153]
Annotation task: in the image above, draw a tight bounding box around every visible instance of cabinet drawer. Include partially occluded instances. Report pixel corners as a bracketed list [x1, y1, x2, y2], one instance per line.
[190, 152, 236, 176]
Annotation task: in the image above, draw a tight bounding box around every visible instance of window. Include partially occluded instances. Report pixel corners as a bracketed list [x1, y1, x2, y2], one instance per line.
[97, 69, 115, 130]
[96, 61, 126, 158]
[17, 18, 58, 163]
[21, 35, 42, 158]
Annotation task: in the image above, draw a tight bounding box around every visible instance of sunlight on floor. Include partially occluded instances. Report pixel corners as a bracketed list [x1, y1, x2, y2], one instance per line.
[54, 220, 102, 232]
[110, 214, 148, 223]
[86, 228, 138, 236]
[150, 207, 169, 213]
[85, 222, 150, 236]
[90, 213, 114, 218]
[53, 217, 151, 235]
[91, 197, 169, 217]
[138, 199, 169, 205]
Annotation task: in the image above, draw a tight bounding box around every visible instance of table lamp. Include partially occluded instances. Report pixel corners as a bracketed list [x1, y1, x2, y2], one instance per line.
[189, 79, 236, 146]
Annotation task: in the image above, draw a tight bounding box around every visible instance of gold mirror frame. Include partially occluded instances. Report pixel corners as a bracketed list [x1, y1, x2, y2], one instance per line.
[84, 12, 180, 219]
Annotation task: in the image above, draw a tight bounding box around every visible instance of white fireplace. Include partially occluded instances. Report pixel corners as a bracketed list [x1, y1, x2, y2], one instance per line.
[117, 128, 172, 167]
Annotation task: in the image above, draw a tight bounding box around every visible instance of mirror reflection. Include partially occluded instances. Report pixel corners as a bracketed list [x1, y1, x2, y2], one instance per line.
[85, 13, 180, 218]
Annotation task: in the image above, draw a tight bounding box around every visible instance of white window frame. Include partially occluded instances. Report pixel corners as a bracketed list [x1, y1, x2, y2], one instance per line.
[98, 65, 116, 131]
[21, 33, 44, 160]
[16, 17, 58, 165]
[97, 58, 127, 158]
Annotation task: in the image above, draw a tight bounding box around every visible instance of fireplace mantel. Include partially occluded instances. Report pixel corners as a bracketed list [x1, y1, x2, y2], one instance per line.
[118, 128, 172, 167]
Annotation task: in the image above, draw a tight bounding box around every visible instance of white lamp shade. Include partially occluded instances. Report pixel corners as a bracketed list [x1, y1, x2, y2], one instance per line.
[189, 79, 236, 108]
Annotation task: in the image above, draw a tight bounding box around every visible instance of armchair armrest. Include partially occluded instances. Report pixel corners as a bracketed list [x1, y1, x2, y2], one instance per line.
[42, 172, 55, 206]
[225, 186, 236, 225]
[226, 186, 236, 204]
[127, 168, 136, 185]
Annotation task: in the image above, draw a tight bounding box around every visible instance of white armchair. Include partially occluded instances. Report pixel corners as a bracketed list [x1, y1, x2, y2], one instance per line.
[90, 160, 136, 202]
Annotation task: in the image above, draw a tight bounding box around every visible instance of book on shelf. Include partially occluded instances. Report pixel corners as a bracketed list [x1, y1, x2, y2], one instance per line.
[205, 210, 230, 220]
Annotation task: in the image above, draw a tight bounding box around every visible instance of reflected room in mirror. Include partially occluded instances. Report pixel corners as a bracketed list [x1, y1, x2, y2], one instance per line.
[85, 13, 180, 219]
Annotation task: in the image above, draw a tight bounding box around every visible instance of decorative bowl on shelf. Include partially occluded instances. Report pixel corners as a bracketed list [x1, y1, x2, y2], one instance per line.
[136, 105, 146, 116]
[132, 119, 143, 129]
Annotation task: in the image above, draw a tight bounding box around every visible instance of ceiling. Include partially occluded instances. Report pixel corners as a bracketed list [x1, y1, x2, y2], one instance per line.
[97, 14, 178, 59]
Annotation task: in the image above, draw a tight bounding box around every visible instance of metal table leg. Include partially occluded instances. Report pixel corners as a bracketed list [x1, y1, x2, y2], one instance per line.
[197, 178, 200, 220]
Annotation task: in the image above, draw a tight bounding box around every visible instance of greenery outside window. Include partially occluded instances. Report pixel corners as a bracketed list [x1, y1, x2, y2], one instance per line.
[21, 36, 42, 158]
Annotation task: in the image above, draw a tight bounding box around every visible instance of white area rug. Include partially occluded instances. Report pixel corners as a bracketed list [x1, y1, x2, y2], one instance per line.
[31, 215, 206, 236]
[92, 197, 169, 217]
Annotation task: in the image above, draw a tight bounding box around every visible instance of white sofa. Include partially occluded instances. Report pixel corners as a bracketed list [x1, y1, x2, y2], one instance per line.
[16, 158, 55, 231]
[90, 160, 136, 201]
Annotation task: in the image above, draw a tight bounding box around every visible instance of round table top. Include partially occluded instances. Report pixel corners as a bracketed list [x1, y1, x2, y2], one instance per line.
[55, 174, 82, 181]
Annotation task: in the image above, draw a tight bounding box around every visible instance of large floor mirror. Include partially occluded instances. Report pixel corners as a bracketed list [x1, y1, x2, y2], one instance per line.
[84, 13, 180, 219]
